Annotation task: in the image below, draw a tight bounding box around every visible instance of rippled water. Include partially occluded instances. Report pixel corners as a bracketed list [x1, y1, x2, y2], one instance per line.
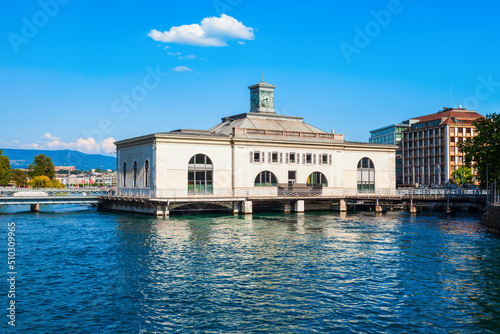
[1, 205, 500, 333]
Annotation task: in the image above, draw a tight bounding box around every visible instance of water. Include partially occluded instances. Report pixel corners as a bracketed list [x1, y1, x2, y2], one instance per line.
[1, 205, 500, 333]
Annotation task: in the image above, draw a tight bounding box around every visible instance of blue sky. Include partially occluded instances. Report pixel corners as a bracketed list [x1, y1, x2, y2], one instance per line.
[1, 0, 499, 155]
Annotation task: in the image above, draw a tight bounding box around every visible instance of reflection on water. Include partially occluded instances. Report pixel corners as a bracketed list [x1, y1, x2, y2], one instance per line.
[1, 208, 500, 333]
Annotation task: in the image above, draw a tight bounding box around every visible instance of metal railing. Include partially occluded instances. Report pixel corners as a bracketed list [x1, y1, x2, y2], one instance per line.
[0, 187, 115, 197]
[110, 187, 490, 201]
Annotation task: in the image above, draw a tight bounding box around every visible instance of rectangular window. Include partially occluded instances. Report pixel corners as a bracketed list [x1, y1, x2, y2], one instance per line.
[322, 154, 328, 164]
[306, 153, 312, 164]
[466, 128, 471, 134]
[450, 137, 455, 142]
[289, 153, 295, 163]
[253, 151, 260, 163]
[288, 171, 296, 184]
[272, 152, 278, 163]
[451, 156, 455, 162]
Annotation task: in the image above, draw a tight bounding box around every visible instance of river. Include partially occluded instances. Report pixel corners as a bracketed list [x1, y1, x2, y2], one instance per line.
[1, 205, 500, 333]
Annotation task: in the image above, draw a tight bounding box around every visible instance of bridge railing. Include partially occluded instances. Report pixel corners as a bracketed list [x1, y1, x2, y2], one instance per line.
[0, 187, 114, 197]
[114, 188, 154, 198]
[109, 187, 490, 200]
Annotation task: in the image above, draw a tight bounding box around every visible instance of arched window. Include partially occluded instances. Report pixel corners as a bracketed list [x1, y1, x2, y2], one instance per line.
[122, 162, 127, 187]
[133, 161, 138, 187]
[357, 157, 375, 192]
[254, 171, 278, 186]
[188, 154, 213, 194]
[307, 172, 328, 187]
[144, 160, 149, 188]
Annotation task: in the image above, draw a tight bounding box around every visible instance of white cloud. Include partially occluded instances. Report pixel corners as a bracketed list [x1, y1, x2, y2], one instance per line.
[167, 51, 181, 56]
[148, 14, 254, 47]
[1, 135, 116, 155]
[174, 66, 192, 72]
[179, 54, 196, 60]
[42, 133, 61, 141]
[101, 137, 116, 154]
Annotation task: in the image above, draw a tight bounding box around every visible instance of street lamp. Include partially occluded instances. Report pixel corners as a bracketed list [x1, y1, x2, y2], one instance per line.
[486, 164, 489, 206]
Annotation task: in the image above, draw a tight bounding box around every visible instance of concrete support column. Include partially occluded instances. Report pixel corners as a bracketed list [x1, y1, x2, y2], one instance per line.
[295, 200, 304, 213]
[30, 203, 39, 212]
[339, 199, 347, 212]
[375, 205, 382, 213]
[243, 200, 252, 214]
[156, 204, 169, 217]
[284, 203, 291, 214]
[233, 202, 240, 215]
[410, 206, 417, 214]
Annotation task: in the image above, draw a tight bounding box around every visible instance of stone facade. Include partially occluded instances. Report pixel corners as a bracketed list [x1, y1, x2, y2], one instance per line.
[484, 204, 500, 232]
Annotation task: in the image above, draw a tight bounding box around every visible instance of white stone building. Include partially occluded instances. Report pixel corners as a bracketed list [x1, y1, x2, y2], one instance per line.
[115, 80, 396, 208]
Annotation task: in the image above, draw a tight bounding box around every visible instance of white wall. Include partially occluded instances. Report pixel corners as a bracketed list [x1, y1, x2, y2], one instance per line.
[117, 137, 396, 196]
[234, 145, 339, 188]
[117, 143, 154, 189]
[343, 149, 395, 190]
[155, 140, 232, 196]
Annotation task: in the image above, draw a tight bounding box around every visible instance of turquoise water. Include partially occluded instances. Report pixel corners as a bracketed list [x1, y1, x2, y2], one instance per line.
[1, 206, 500, 333]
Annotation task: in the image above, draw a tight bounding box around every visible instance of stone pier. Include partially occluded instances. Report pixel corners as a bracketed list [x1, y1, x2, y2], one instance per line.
[294, 200, 304, 213]
[243, 200, 253, 214]
[483, 204, 500, 232]
[339, 199, 347, 212]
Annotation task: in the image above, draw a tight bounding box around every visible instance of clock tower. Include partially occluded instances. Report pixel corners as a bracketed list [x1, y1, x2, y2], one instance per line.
[248, 79, 276, 114]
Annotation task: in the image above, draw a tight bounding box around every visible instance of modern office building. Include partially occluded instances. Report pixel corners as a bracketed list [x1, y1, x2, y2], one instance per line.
[369, 120, 417, 185]
[402, 107, 484, 186]
[114, 80, 397, 211]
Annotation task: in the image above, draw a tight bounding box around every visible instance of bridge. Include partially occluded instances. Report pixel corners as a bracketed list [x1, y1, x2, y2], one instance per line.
[0, 188, 115, 211]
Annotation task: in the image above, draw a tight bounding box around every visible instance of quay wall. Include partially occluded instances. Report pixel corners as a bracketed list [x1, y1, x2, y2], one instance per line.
[484, 204, 500, 232]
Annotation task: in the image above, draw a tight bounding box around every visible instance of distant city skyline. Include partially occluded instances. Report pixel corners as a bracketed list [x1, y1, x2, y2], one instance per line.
[1, 0, 499, 155]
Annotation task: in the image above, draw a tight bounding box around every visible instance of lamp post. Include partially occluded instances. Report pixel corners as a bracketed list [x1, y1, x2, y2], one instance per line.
[486, 164, 489, 206]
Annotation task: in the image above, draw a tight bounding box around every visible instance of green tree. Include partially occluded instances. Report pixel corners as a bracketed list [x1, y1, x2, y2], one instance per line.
[451, 166, 473, 186]
[10, 169, 28, 187]
[29, 175, 52, 188]
[0, 150, 11, 186]
[460, 113, 500, 188]
[28, 154, 55, 180]
[50, 178, 65, 189]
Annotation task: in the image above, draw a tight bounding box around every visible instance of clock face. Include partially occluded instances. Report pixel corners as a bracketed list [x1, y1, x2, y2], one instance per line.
[260, 91, 274, 108]
[250, 92, 259, 108]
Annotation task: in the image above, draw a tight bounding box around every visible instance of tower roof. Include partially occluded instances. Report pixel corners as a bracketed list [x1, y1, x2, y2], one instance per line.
[248, 81, 276, 90]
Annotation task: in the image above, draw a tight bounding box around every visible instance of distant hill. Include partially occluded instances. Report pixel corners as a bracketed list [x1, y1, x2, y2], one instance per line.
[0, 148, 116, 171]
